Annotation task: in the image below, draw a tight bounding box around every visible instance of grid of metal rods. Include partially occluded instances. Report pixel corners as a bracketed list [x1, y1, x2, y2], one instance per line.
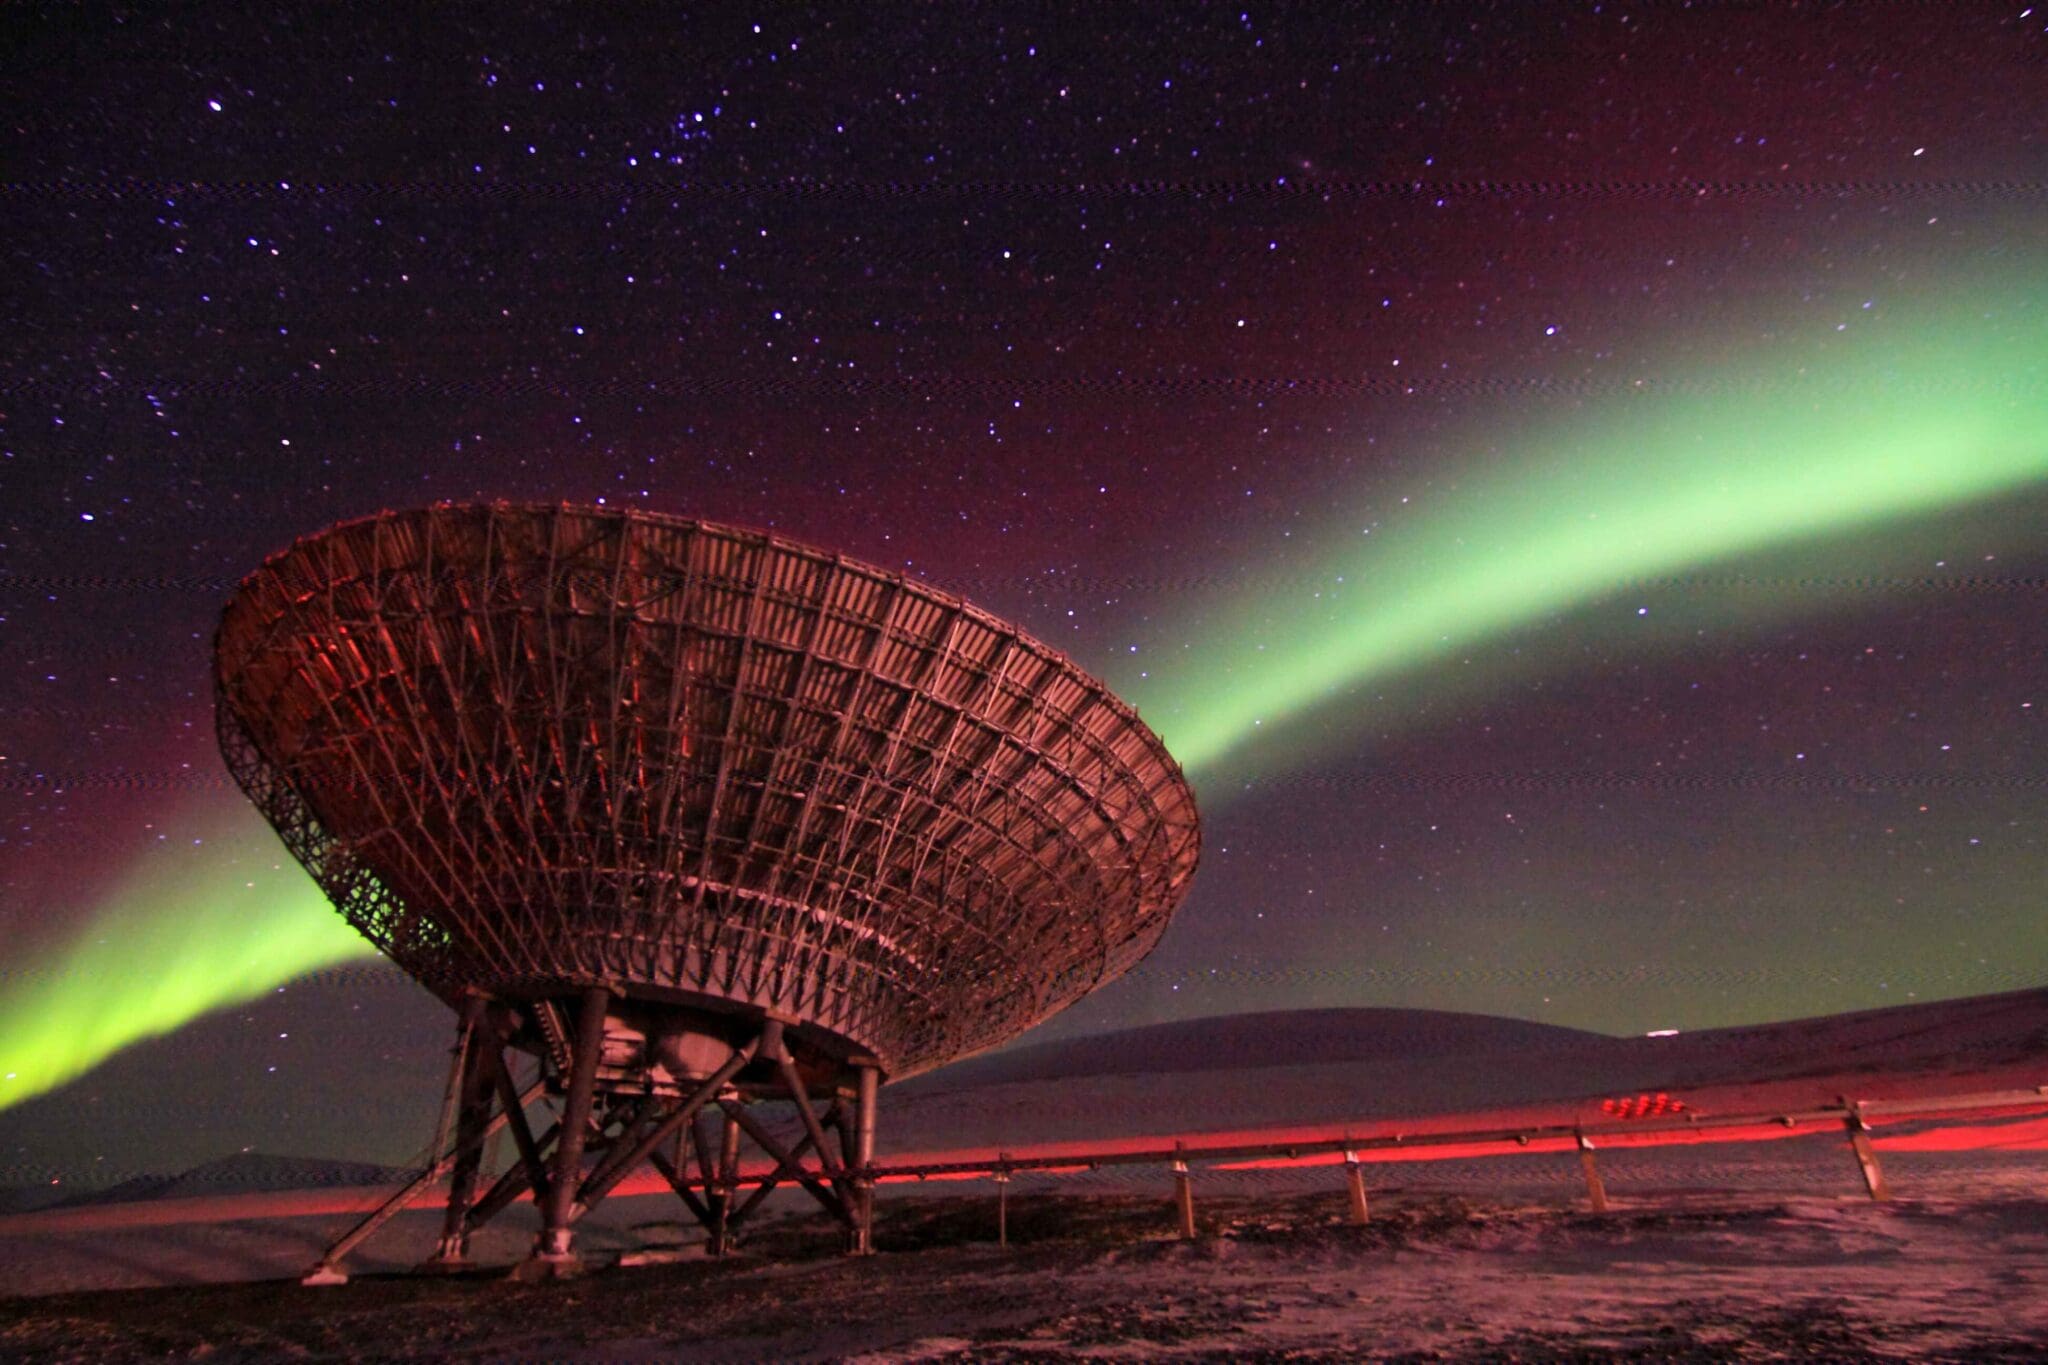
[214, 503, 1201, 1079]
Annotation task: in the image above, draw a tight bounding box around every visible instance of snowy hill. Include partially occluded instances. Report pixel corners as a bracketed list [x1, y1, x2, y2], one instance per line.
[49, 1153, 410, 1208]
[883, 989, 2048, 1154]
[901, 1007, 1610, 1090]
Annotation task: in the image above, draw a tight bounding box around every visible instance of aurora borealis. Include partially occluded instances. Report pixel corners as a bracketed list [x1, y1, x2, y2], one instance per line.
[0, 813, 370, 1110]
[8, 273, 2043, 1115]
[3, 3, 2042, 1183]
[1123, 279, 2048, 775]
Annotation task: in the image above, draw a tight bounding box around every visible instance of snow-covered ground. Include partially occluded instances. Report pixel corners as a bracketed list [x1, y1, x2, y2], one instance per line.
[1, 1176, 2045, 1360]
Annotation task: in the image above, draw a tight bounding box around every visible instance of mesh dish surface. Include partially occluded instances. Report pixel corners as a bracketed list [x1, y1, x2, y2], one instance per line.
[215, 503, 1200, 1078]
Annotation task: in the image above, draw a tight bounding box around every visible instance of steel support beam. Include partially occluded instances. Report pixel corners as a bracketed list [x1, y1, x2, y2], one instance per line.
[771, 1033, 847, 1205]
[465, 1119, 560, 1233]
[301, 1003, 905, 1279]
[827, 1098, 855, 1170]
[571, 1035, 759, 1219]
[721, 1098, 852, 1227]
[648, 1146, 715, 1226]
[486, 1048, 552, 1205]
[851, 1063, 879, 1255]
[709, 1105, 741, 1256]
[728, 1129, 817, 1233]
[428, 997, 494, 1267]
[302, 1075, 545, 1285]
[691, 1112, 720, 1187]
[527, 985, 610, 1271]
[568, 1094, 665, 1218]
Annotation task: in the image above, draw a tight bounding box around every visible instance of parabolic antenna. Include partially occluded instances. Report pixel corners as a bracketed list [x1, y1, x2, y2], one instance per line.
[214, 502, 1199, 1275]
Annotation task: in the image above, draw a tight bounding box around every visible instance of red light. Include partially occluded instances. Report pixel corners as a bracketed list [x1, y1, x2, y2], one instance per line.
[1601, 1093, 1687, 1120]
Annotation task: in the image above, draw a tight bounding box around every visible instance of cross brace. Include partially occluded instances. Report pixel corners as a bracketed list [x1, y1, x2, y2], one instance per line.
[303, 1001, 882, 1283]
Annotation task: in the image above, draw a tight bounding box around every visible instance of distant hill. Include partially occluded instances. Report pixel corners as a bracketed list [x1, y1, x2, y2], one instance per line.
[899, 1007, 1610, 1092]
[883, 989, 2048, 1153]
[1637, 988, 2048, 1084]
[0, 1185, 64, 1216]
[51, 1153, 411, 1208]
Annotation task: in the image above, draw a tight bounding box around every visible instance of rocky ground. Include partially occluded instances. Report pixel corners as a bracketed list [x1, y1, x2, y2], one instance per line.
[4, 1186, 2045, 1362]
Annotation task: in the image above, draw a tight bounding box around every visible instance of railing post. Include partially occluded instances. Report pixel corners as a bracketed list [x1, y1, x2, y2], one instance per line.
[994, 1159, 1011, 1248]
[1576, 1132, 1609, 1213]
[1843, 1103, 1890, 1201]
[1172, 1154, 1196, 1239]
[1342, 1148, 1369, 1224]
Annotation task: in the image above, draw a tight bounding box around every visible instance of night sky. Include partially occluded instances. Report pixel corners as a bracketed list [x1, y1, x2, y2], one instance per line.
[3, 3, 2044, 1185]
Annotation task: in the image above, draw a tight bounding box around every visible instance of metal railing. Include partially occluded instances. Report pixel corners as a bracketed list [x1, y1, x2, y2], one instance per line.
[3, 1084, 2041, 1241]
[861, 1086, 2048, 1184]
[706, 1083, 2048, 1239]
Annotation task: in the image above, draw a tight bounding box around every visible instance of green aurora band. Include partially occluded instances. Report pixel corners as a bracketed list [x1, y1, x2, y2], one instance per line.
[1, 270, 2041, 1112]
[0, 812, 373, 1110]
[1117, 275, 2048, 775]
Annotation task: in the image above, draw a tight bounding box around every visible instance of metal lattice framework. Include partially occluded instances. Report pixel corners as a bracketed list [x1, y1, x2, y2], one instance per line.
[214, 502, 1200, 1081]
